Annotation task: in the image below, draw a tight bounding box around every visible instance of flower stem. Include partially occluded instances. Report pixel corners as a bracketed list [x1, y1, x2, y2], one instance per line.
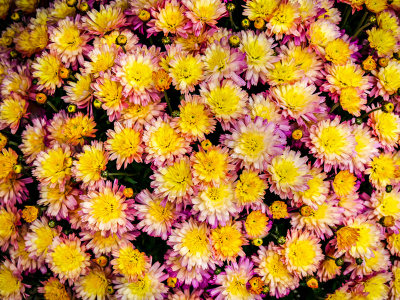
[326, 256, 336, 261]
[108, 172, 137, 176]
[229, 11, 238, 31]
[121, 45, 126, 54]
[164, 90, 172, 114]
[329, 102, 340, 114]
[8, 141, 19, 147]
[351, 22, 371, 40]
[46, 101, 58, 113]
[353, 10, 368, 35]
[359, 107, 382, 119]
[340, 5, 351, 30]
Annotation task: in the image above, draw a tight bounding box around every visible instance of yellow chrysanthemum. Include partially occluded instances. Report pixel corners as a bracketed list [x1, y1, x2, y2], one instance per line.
[269, 201, 289, 219]
[368, 109, 400, 151]
[308, 19, 341, 53]
[243, 0, 280, 21]
[0, 0, 10, 18]
[82, 5, 126, 35]
[267, 1, 300, 39]
[372, 60, 400, 97]
[247, 93, 282, 123]
[84, 44, 118, 77]
[245, 211, 270, 239]
[339, 87, 367, 117]
[365, 0, 387, 13]
[63, 73, 93, 108]
[39, 277, 70, 300]
[152, 0, 186, 36]
[366, 153, 399, 190]
[325, 39, 352, 65]
[32, 51, 63, 94]
[367, 27, 399, 57]
[49, 0, 76, 22]
[0, 261, 23, 299]
[15, 0, 39, 13]
[0, 96, 27, 134]
[234, 170, 268, 209]
[63, 113, 97, 146]
[333, 170, 357, 197]
[377, 11, 400, 37]
[169, 52, 204, 93]
[267, 58, 304, 86]
[0, 148, 18, 183]
[362, 273, 391, 300]
[75, 269, 111, 300]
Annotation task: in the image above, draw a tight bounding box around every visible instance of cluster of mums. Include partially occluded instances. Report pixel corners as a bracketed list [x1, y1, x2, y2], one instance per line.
[0, 0, 400, 299]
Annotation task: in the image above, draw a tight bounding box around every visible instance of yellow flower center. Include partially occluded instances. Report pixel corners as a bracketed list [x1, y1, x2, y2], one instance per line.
[162, 160, 192, 194]
[157, 3, 185, 32]
[35, 226, 58, 256]
[52, 244, 86, 273]
[96, 78, 123, 107]
[91, 193, 123, 224]
[76, 148, 107, 181]
[272, 159, 299, 185]
[235, 170, 266, 204]
[116, 248, 148, 278]
[127, 276, 150, 296]
[265, 253, 290, 279]
[288, 240, 316, 267]
[193, 149, 229, 183]
[317, 126, 347, 156]
[148, 200, 173, 223]
[211, 224, 243, 259]
[179, 102, 212, 136]
[43, 279, 70, 300]
[40, 148, 71, 184]
[270, 201, 288, 219]
[192, 0, 217, 21]
[339, 87, 363, 116]
[325, 39, 351, 65]
[56, 24, 82, 51]
[378, 193, 400, 216]
[245, 211, 269, 237]
[334, 64, 364, 89]
[91, 52, 116, 74]
[0, 267, 21, 297]
[170, 55, 203, 87]
[205, 47, 228, 72]
[238, 132, 266, 158]
[333, 170, 356, 197]
[150, 123, 183, 155]
[0, 211, 15, 240]
[124, 61, 153, 89]
[181, 228, 209, 256]
[109, 128, 141, 159]
[81, 271, 108, 297]
[226, 275, 250, 297]
[336, 226, 359, 251]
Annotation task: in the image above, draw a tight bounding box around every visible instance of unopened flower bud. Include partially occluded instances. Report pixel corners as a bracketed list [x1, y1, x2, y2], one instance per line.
[262, 286, 270, 294]
[13, 164, 23, 174]
[116, 35, 127, 46]
[378, 57, 389, 67]
[10, 50, 18, 59]
[382, 101, 394, 113]
[214, 267, 222, 275]
[306, 276, 318, 289]
[167, 277, 177, 288]
[368, 15, 377, 25]
[386, 185, 393, 193]
[252, 238, 263, 246]
[22, 206, 39, 223]
[292, 129, 303, 140]
[59, 68, 70, 79]
[201, 139, 212, 151]
[161, 36, 171, 45]
[67, 104, 77, 113]
[226, 3, 235, 12]
[3, 36, 12, 47]
[11, 12, 21, 22]
[32, 79, 38, 85]
[254, 18, 265, 30]
[362, 56, 376, 72]
[355, 117, 363, 125]
[394, 52, 400, 60]
[277, 236, 286, 245]
[171, 110, 180, 117]
[66, 0, 78, 7]
[379, 215, 395, 227]
[138, 10, 151, 22]
[356, 258, 363, 265]
[300, 205, 313, 217]
[335, 257, 344, 266]
[106, 286, 115, 294]
[93, 99, 102, 109]
[249, 277, 264, 295]
[48, 220, 57, 228]
[241, 18, 250, 29]
[0, 133, 7, 151]
[123, 188, 134, 198]
[79, 2, 89, 12]
[228, 35, 240, 48]
[36, 93, 47, 104]
[101, 170, 108, 178]
[93, 255, 109, 267]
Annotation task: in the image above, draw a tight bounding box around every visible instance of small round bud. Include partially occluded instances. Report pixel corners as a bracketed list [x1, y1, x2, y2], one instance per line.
[335, 257, 344, 266]
[161, 36, 171, 45]
[306, 277, 318, 289]
[277, 236, 286, 245]
[66, 0, 78, 7]
[241, 18, 250, 29]
[252, 238, 263, 246]
[11, 12, 21, 22]
[254, 18, 266, 30]
[106, 286, 115, 294]
[10, 50, 18, 59]
[228, 35, 240, 48]
[123, 188, 134, 198]
[362, 55, 376, 72]
[0, 133, 7, 151]
[93, 255, 109, 267]
[356, 258, 363, 265]
[64, 157, 73, 168]
[262, 286, 270, 294]
[59, 68, 70, 79]
[138, 10, 151, 22]
[394, 52, 400, 60]
[48, 220, 57, 228]
[226, 3, 235, 12]
[116, 35, 127, 46]
[67, 104, 77, 113]
[292, 129, 303, 140]
[388, 0, 394, 4]
[382, 101, 394, 113]
[32, 79, 38, 85]
[62, 228, 71, 235]
[378, 57, 389, 67]
[355, 117, 363, 125]
[79, 2, 89, 12]
[3, 36, 13, 47]
[36, 93, 47, 104]
[101, 170, 108, 178]
[386, 185, 393, 193]
[300, 205, 313, 217]
[13, 164, 23, 174]
[22, 206, 39, 223]
[167, 277, 177, 288]
[214, 268, 222, 275]
[171, 110, 180, 117]
[368, 15, 377, 25]
[93, 99, 102, 109]
[379, 215, 395, 227]
[201, 139, 212, 151]
[17, 155, 23, 163]
[39, 206, 47, 214]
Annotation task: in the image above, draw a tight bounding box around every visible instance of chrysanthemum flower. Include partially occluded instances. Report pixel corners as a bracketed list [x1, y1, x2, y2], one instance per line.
[293, 167, 329, 209]
[280, 229, 324, 278]
[307, 19, 341, 55]
[317, 242, 342, 282]
[335, 215, 383, 259]
[93, 29, 139, 53]
[172, 94, 216, 142]
[339, 87, 367, 117]
[1, 65, 31, 98]
[38, 277, 70, 300]
[105, 122, 143, 169]
[92, 72, 127, 121]
[25, 217, 61, 264]
[367, 28, 399, 57]
[46, 234, 90, 285]
[290, 200, 344, 239]
[344, 246, 391, 279]
[0, 148, 18, 184]
[371, 60, 400, 100]
[333, 170, 358, 197]
[267, 147, 311, 199]
[0, 206, 20, 251]
[168, 50, 204, 94]
[245, 210, 272, 239]
[278, 41, 323, 84]
[0, 259, 27, 300]
[266, 57, 305, 86]
[325, 38, 353, 65]
[74, 268, 113, 300]
[234, 170, 268, 211]
[62, 73, 93, 109]
[72, 141, 109, 190]
[143, 116, 190, 167]
[0, 0, 9, 18]
[192, 182, 237, 228]
[239, 30, 278, 87]
[113, 261, 168, 300]
[32, 143, 72, 191]
[360, 272, 391, 300]
[367, 107, 400, 151]
[182, 0, 227, 36]
[80, 180, 135, 236]
[113, 48, 161, 105]
[83, 44, 118, 78]
[307, 117, 357, 172]
[390, 261, 400, 299]
[167, 218, 214, 270]
[324, 287, 352, 300]
[81, 5, 126, 35]
[271, 80, 324, 125]
[247, 93, 285, 125]
[0, 174, 32, 207]
[365, 187, 400, 229]
[191, 145, 233, 187]
[111, 242, 150, 282]
[252, 243, 299, 298]
[63, 112, 97, 146]
[267, 1, 301, 40]
[167, 288, 203, 300]
[48, 16, 91, 68]
[147, 0, 188, 38]
[221, 115, 286, 171]
[243, 0, 280, 21]
[14, 25, 48, 58]
[210, 257, 262, 300]
[388, 232, 400, 256]
[151, 157, 195, 207]
[377, 11, 400, 37]
[32, 50, 63, 95]
[135, 189, 179, 240]
[119, 101, 166, 127]
[0, 94, 28, 134]
[37, 184, 78, 221]
[365, 152, 400, 190]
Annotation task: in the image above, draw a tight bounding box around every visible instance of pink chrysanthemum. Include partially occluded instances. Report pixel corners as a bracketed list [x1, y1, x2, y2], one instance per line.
[62, 73, 94, 109]
[221, 115, 286, 171]
[317, 242, 342, 282]
[370, 60, 400, 101]
[0, 94, 29, 134]
[0, 65, 31, 98]
[0, 174, 32, 207]
[83, 44, 119, 78]
[0, 206, 20, 251]
[0, 259, 28, 300]
[81, 5, 126, 35]
[118, 101, 166, 127]
[19, 117, 48, 164]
